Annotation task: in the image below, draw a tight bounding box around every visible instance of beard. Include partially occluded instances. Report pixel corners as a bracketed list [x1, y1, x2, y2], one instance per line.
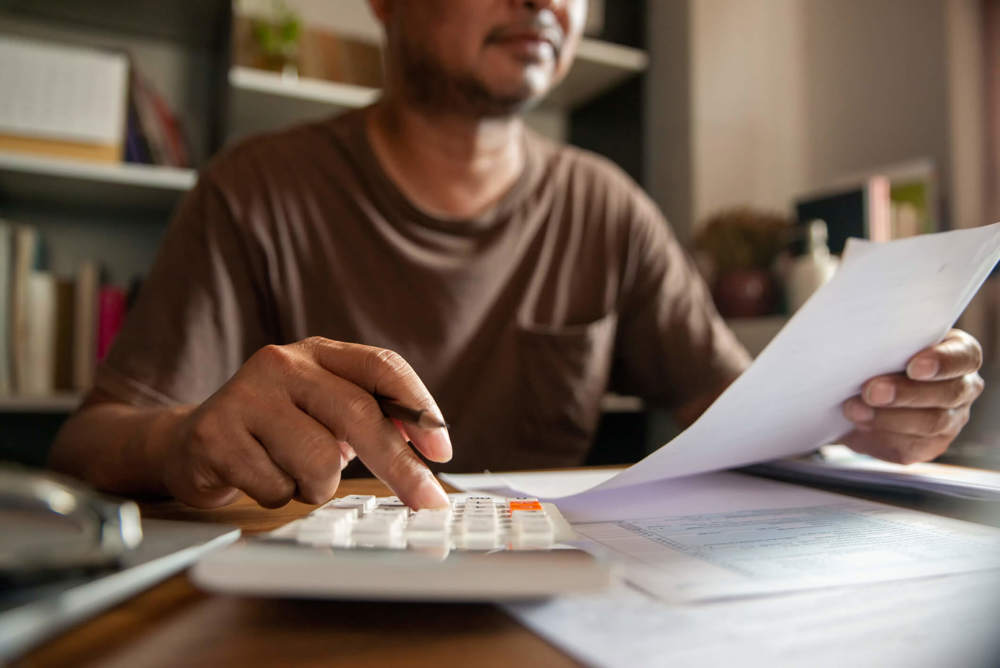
[396, 37, 543, 118]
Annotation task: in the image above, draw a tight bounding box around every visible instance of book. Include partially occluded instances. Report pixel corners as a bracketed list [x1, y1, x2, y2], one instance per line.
[97, 286, 127, 362]
[73, 261, 100, 390]
[0, 221, 11, 394]
[54, 278, 76, 391]
[10, 226, 41, 393]
[20, 272, 57, 396]
[129, 71, 190, 168]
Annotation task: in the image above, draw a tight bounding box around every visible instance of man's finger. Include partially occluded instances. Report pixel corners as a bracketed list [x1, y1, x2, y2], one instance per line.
[860, 373, 984, 409]
[299, 338, 453, 463]
[843, 398, 969, 437]
[210, 429, 297, 508]
[285, 366, 450, 508]
[245, 403, 346, 505]
[906, 329, 983, 381]
[841, 429, 950, 465]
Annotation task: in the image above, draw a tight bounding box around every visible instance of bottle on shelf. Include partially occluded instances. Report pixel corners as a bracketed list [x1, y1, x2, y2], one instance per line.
[787, 219, 839, 313]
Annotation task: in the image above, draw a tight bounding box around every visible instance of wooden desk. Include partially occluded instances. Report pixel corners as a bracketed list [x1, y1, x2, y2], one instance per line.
[17, 477, 578, 668]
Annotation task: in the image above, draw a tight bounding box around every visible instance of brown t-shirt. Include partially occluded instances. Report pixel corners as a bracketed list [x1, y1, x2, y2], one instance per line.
[93, 108, 750, 471]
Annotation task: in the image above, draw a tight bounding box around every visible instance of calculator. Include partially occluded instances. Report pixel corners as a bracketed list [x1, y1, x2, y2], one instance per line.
[191, 493, 616, 601]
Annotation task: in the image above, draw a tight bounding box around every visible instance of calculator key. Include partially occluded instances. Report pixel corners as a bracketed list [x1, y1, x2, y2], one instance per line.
[459, 533, 500, 550]
[408, 511, 451, 531]
[332, 495, 377, 512]
[353, 517, 402, 535]
[370, 508, 409, 524]
[509, 500, 543, 512]
[461, 516, 498, 534]
[311, 507, 359, 522]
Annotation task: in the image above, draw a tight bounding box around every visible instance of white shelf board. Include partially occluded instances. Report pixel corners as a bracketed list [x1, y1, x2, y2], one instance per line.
[226, 38, 647, 141]
[227, 67, 380, 142]
[0, 152, 196, 210]
[0, 392, 82, 413]
[545, 38, 648, 108]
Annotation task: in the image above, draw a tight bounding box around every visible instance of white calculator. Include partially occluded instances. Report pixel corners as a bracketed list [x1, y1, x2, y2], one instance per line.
[191, 493, 616, 601]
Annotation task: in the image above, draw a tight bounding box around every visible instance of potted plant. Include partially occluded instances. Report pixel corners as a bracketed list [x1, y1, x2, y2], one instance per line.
[693, 208, 790, 318]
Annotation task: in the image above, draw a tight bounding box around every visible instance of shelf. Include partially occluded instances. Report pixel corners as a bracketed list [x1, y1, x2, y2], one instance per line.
[0, 392, 81, 413]
[0, 152, 196, 211]
[226, 37, 648, 141]
[227, 66, 380, 142]
[0, 0, 232, 48]
[546, 38, 649, 108]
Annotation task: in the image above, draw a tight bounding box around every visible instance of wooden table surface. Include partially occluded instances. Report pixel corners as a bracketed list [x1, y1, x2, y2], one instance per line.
[16, 477, 579, 668]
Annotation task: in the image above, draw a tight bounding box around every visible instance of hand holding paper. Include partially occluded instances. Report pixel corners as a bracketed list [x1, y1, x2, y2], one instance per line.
[481, 223, 1000, 502]
[841, 328, 985, 464]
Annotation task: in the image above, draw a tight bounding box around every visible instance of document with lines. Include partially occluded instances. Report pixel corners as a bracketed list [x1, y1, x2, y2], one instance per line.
[455, 223, 1000, 503]
[443, 470, 1000, 601]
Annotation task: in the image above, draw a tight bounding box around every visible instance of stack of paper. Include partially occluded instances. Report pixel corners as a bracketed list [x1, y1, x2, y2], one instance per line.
[748, 444, 1000, 501]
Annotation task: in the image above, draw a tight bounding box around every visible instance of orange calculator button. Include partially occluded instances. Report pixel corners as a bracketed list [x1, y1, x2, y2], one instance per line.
[509, 501, 543, 512]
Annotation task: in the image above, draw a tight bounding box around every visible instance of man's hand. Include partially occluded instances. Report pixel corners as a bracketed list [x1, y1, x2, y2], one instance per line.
[158, 337, 452, 510]
[841, 329, 985, 464]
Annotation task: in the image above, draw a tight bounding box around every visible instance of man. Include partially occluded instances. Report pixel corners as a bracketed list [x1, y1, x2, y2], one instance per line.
[50, 0, 985, 510]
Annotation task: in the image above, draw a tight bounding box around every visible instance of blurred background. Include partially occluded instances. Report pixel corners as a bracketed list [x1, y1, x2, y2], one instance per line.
[0, 0, 997, 470]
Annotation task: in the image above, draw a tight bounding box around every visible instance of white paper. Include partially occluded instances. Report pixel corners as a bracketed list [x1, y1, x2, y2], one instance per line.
[754, 444, 1000, 500]
[443, 469, 1000, 599]
[504, 573, 1000, 668]
[471, 223, 1000, 502]
[576, 500, 1000, 601]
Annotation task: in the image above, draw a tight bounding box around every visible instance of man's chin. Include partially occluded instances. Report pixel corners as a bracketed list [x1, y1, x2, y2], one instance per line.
[474, 79, 551, 117]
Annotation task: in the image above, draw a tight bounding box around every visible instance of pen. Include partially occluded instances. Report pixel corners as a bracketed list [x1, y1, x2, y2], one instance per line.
[376, 396, 448, 429]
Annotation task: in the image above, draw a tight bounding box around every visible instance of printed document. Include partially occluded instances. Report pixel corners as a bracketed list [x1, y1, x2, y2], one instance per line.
[464, 223, 1000, 502]
[503, 573, 1000, 668]
[444, 469, 1000, 600]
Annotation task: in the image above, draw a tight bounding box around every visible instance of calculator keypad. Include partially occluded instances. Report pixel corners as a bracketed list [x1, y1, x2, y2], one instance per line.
[263, 494, 556, 554]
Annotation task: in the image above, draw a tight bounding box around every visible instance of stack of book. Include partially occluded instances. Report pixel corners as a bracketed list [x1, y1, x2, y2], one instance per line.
[0, 35, 190, 168]
[0, 222, 131, 398]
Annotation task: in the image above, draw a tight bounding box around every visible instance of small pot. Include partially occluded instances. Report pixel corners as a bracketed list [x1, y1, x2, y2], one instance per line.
[712, 269, 779, 318]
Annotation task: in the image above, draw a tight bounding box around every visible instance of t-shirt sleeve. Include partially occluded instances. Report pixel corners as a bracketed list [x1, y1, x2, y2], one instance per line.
[609, 191, 751, 410]
[89, 174, 276, 407]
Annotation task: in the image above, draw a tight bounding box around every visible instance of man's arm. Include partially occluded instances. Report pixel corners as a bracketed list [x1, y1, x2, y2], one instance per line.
[49, 338, 453, 509]
[49, 396, 189, 497]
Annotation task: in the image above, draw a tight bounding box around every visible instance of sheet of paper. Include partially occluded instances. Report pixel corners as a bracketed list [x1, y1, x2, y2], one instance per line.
[577, 501, 1000, 601]
[751, 444, 1000, 500]
[468, 223, 1000, 502]
[444, 470, 1000, 601]
[503, 573, 1000, 668]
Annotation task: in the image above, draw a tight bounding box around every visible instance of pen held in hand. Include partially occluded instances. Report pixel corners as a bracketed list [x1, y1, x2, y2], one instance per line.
[376, 396, 448, 429]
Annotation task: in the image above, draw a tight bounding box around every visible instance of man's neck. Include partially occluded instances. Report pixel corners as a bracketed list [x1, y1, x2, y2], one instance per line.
[366, 97, 525, 220]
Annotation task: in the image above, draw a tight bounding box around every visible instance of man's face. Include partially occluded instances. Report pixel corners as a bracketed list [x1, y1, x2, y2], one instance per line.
[377, 0, 587, 115]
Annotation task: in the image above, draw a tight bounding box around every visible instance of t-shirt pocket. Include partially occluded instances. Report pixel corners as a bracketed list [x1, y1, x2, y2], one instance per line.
[514, 312, 618, 466]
